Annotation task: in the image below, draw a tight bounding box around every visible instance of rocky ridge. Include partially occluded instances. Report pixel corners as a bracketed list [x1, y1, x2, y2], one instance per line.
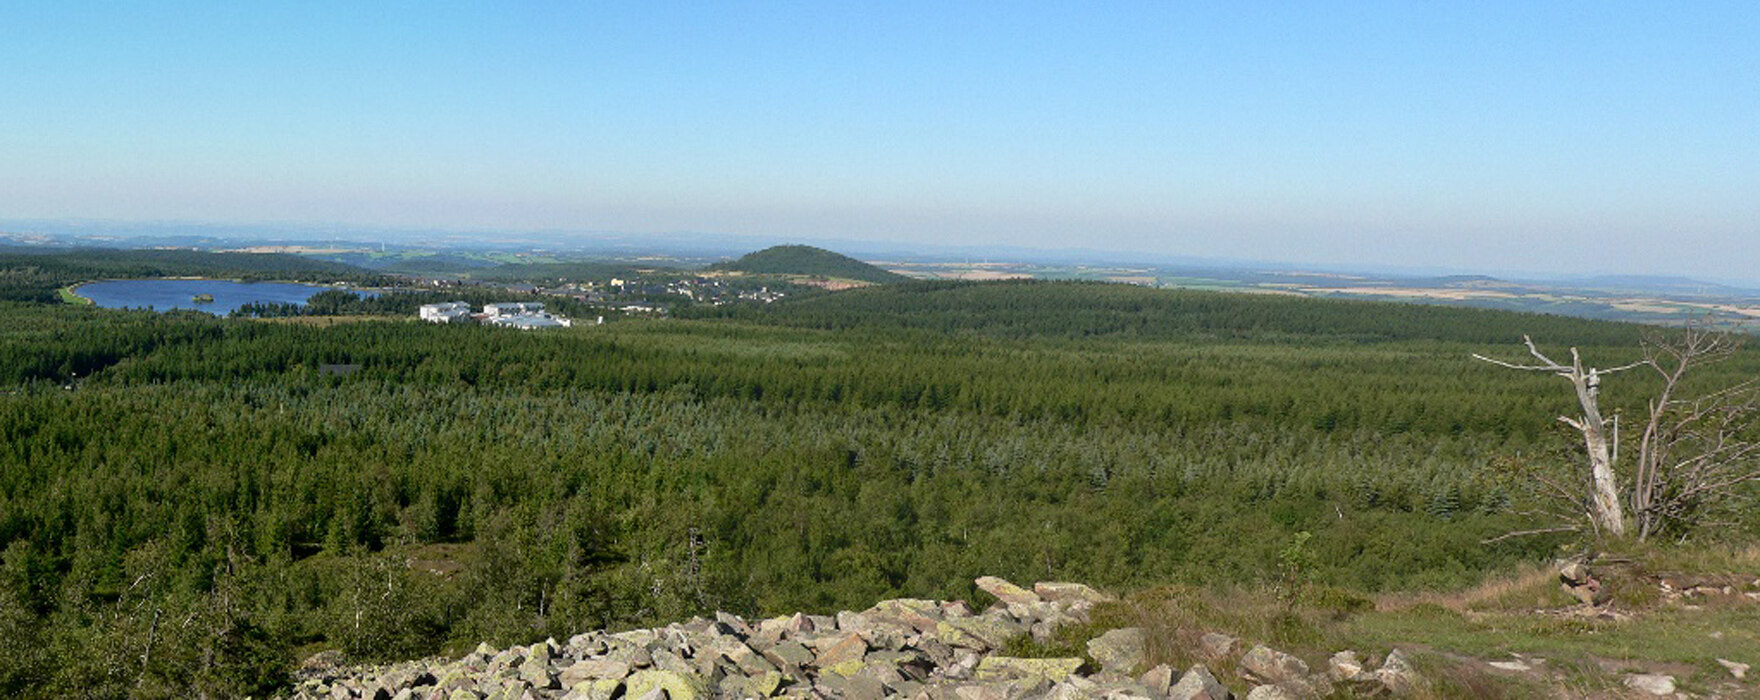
[289, 577, 1421, 699]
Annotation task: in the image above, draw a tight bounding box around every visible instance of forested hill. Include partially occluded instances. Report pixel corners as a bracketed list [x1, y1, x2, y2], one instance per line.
[0, 248, 384, 303]
[685, 278, 1645, 346]
[708, 244, 907, 283]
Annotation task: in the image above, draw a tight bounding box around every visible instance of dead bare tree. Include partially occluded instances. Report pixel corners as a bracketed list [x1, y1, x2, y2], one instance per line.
[1474, 336, 1643, 538]
[1477, 326, 1760, 543]
[1630, 326, 1760, 540]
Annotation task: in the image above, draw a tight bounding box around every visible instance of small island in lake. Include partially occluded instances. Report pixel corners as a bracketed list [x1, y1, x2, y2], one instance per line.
[191, 293, 215, 303]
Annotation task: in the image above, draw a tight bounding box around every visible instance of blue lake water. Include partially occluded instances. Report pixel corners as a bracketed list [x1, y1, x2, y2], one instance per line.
[75, 279, 350, 315]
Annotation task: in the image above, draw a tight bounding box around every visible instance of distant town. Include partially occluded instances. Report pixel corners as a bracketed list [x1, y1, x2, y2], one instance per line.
[418, 301, 582, 329]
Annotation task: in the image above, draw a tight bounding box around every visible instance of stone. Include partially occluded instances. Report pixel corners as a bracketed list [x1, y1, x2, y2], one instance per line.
[761, 640, 815, 672]
[1623, 673, 1677, 696]
[946, 652, 983, 680]
[1033, 581, 1114, 604]
[813, 633, 869, 668]
[715, 611, 753, 636]
[1006, 601, 1075, 628]
[1374, 649, 1421, 696]
[1719, 658, 1750, 680]
[1327, 650, 1366, 681]
[602, 644, 652, 669]
[937, 614, 1026, 651]
[975, 576, 1042, 605]
[866, 598, 945, 633]
[974, 656, 1085, 683]
[1168, 664, 1231, 700]
[487, 650, 525, 675]
[1238, 645, 1309, 685]
[568, 632, 608, 657]
[649, 648, 696, 677]
[1245, 684, 1301, 700]
[562, 678, 622, 700]
[837, 610, 871, 634]
[517, 656, 557, 690]
[612, 629, 660, 647]
[1086, 627, 1148, 675]
[748, 670, 784, 696]
[953, 683, 1010, 700]
[840, 674, 889, 700]
[712, 637, 779, 676]
[560, 659, 630, 685]
[1139, 663, 1176, 695]
[624, 669, 708, 700]
[1199, 632, 1239, 661]
[1487, 660, 1530, 672]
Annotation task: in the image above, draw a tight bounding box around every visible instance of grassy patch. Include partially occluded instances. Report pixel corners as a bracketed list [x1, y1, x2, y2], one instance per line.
[57, 284, 93, 305]
[1090, 546, 1760, 697]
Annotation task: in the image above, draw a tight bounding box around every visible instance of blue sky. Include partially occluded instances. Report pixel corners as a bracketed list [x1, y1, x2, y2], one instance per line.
[2, 2, 1757, 279]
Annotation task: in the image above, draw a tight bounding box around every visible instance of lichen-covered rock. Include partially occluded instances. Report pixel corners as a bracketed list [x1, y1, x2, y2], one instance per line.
[1034, 581, 1114, 605]
[561, 678, 622, 700]
[975, 656, 1085, 683]
[1086, 627, 1148, 675]
[624, 669, 707, 700]
[937, 614, 1026, 651]
[975, 576, 1042, 606]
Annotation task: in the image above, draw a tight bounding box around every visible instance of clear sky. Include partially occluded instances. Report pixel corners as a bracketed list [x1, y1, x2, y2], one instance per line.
[2, 2, 1757, 279]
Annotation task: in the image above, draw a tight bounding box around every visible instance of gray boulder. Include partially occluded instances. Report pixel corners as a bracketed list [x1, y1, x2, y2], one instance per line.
[1168, 664, 1231, 700]
[1086, 627, 1148, 675]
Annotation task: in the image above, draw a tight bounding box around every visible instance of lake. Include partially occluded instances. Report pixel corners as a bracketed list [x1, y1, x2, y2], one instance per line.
[75, 279, 351, 315]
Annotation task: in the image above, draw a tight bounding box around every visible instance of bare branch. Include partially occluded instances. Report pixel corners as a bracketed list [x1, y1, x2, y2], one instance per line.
[1524, 335, 1565, 368]
[1481, 526, 1581, 545]
[1472, 353, 1566, 372]
[1598, 360, 1647, 375]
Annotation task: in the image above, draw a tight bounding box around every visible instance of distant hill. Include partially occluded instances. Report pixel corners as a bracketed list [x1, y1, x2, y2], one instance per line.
[710, 245, 907, 284]
[1570, 275, 1754, 296]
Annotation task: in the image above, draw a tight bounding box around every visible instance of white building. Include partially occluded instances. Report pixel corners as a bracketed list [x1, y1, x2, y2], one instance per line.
[484, 302, 545, 318]
[418, 301, 473, 324]
[487, 312, 572, 330]
[421, 301, 575, 329]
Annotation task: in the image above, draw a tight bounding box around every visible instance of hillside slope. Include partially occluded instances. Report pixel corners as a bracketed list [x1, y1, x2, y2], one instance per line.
[710, 244, 907, 283]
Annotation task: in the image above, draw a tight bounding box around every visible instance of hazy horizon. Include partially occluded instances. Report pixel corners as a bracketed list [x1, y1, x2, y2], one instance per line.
[4, 3, 1756, 282]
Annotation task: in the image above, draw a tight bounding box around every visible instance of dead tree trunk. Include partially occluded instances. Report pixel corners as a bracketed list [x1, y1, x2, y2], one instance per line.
[1475, 336, 1642, 538]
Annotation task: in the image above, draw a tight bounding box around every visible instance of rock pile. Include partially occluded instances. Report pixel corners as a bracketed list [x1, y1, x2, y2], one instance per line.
[289, 577, 1420, 699]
